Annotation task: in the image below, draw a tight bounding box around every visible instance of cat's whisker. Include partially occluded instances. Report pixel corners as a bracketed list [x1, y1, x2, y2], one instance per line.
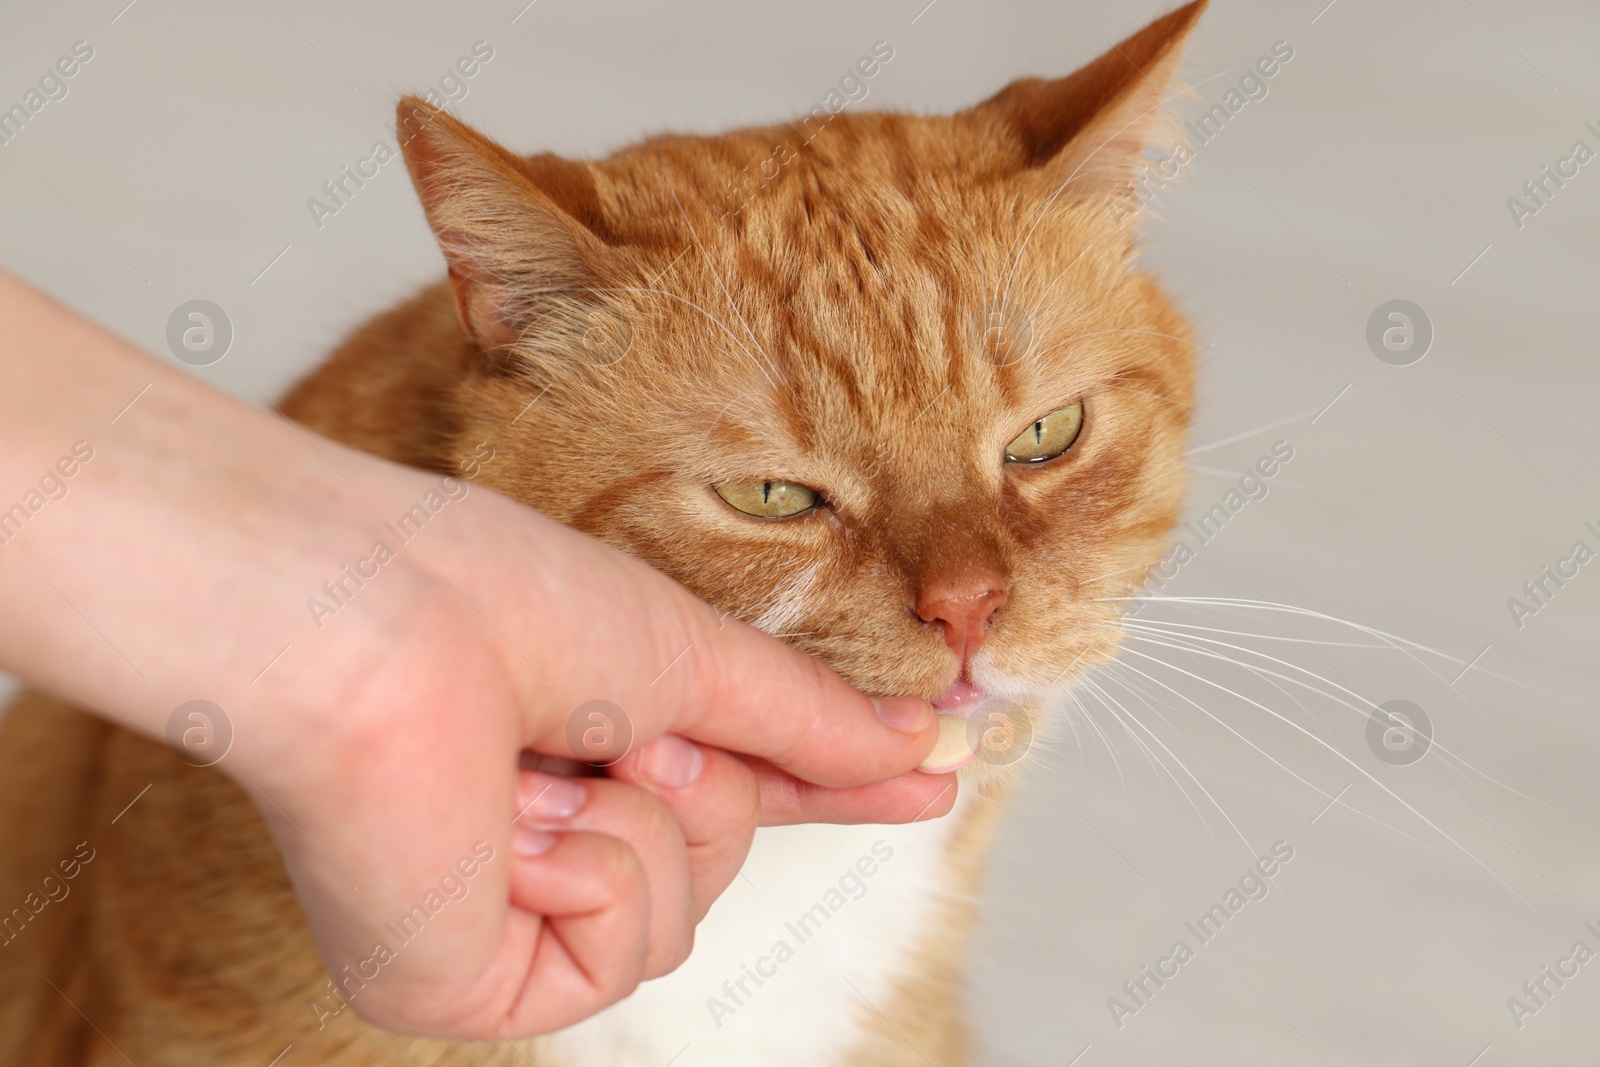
[1100, 668, 1235, 857]
[1107, 652, 1431, 849]
[1079, 561, 1155, 587]
[1091, 659, 1188, 740]
[1072, 687, 1132, 805]
[1099, 594, 1569, 699]
[993, 163, 1119, 315]
[1117, 615, 1396, 650]
[1080, 672, 1246, 857]
[1113, 623, 1384, 726]
[696, 390, 771, 450]
[997, 154, 1139, 312]
[1027, 330, 1200, 363]
[1079, 675, 1167, 782]
[1033, 241, 1096, 304]
[1113, 618, 1574, 816]
[1111, 643, 1546, 913]
[1113, 621, 1341, 742]
[1115, 632, 1567, 910]
[1206, 599, 1476, 668]
[1059, 688, 1088, 769]
[1114, 620, 1376, 717]
[1097, 379, 1191, 409]
[1103, 595, 1452, 657]
[1180, 404, 1326, 457]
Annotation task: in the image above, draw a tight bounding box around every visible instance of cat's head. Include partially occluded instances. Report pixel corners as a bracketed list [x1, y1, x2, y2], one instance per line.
[402, 2, 1205, 777]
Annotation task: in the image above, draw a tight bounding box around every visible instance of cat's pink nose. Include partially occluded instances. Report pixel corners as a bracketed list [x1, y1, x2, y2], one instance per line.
[915, 575, 1007, 668]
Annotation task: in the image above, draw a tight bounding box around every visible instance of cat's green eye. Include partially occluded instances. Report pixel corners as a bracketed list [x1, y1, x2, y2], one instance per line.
[714, 479, 820, 519]
[1005, 401, 1085, 464]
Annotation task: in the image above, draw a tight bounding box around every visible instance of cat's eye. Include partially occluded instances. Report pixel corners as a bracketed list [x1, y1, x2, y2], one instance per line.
[1005, 401, 1085, 464]
[714, 479, 820, 519]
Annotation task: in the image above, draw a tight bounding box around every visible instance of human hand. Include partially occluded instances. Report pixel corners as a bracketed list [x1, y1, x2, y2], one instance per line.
[251, 479, 957, 1039]
[0, 271, 956, 1040]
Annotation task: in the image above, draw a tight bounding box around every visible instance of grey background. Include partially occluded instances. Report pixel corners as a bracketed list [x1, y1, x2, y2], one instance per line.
[2, 0, 1598, 1063]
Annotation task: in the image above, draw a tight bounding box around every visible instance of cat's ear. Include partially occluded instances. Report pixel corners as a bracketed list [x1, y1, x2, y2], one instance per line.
[967, 0, 1207, 200]
[395, 97, 620, 362]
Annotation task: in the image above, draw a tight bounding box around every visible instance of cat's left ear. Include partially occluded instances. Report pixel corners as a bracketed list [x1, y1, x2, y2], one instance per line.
[395, 97, 623, 365]
[967, 0, 1207, 201]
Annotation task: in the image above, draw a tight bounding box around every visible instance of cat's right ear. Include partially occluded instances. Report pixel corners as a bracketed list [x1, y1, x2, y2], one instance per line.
[966, 0, 1208, 203]
[395, 97, 620, 365]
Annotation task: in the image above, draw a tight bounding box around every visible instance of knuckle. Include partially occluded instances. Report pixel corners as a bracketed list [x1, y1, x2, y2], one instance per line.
[635, 790, 680, 844]
[662, 926, 695, 974]
[584, 832, 647, 904]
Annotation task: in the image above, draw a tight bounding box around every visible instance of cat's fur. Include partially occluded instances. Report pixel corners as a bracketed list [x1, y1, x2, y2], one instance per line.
[0, 3, 1204, 1064]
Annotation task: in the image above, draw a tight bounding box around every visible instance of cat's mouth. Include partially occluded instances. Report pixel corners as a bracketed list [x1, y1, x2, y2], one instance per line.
[924, 674, 1045, 774]
[931, 678, 989, 719]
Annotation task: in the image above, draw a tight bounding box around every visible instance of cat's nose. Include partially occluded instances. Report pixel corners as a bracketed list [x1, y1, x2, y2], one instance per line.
[915, 574, 1008, 668]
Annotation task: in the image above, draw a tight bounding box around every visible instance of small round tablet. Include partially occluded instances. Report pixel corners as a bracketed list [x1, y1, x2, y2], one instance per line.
[918, 713, 979, 774]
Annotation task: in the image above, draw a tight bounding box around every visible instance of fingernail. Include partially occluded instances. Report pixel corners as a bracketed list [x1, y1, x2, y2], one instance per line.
[513, 828, 558, 858]
[874, 697, 933, 735]
[516, 773, 587, 821]
[639, 734, 704, 789]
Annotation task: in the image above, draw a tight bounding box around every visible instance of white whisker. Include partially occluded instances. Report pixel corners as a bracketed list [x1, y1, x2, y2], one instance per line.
[1109, 652, 1428, 848]
[1125, 616, 1393, 651]
[1113, 643, 1547, 917]
[1083, 673, 1247, 857]
[1113, 621, 1341, 743]
[1101, 595, 1571, 700]
[1080, 675, 1167, 782]
[1182, 403, 1325, 457]
[1117, 622, 1362, 729]
[1113, 618, 1574, 816]
[1074, 690, 1131, 805]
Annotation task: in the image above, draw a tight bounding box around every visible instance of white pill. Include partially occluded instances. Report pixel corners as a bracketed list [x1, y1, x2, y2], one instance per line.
[918, 713, 978, 774]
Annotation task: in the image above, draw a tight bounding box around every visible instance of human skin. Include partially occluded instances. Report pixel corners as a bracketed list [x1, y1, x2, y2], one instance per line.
[0, 270, 955, 1039]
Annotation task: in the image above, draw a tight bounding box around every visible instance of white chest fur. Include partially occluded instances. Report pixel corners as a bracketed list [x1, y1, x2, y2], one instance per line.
[542, 793, 971, 1066]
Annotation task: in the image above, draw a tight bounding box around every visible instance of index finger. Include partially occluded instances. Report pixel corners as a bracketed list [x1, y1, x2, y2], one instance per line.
[656, 604, 941, 789]
[481, 509, 941, 788]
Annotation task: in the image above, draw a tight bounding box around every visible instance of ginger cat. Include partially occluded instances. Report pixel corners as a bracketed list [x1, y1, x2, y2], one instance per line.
[0, 3, 1204, 1064]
